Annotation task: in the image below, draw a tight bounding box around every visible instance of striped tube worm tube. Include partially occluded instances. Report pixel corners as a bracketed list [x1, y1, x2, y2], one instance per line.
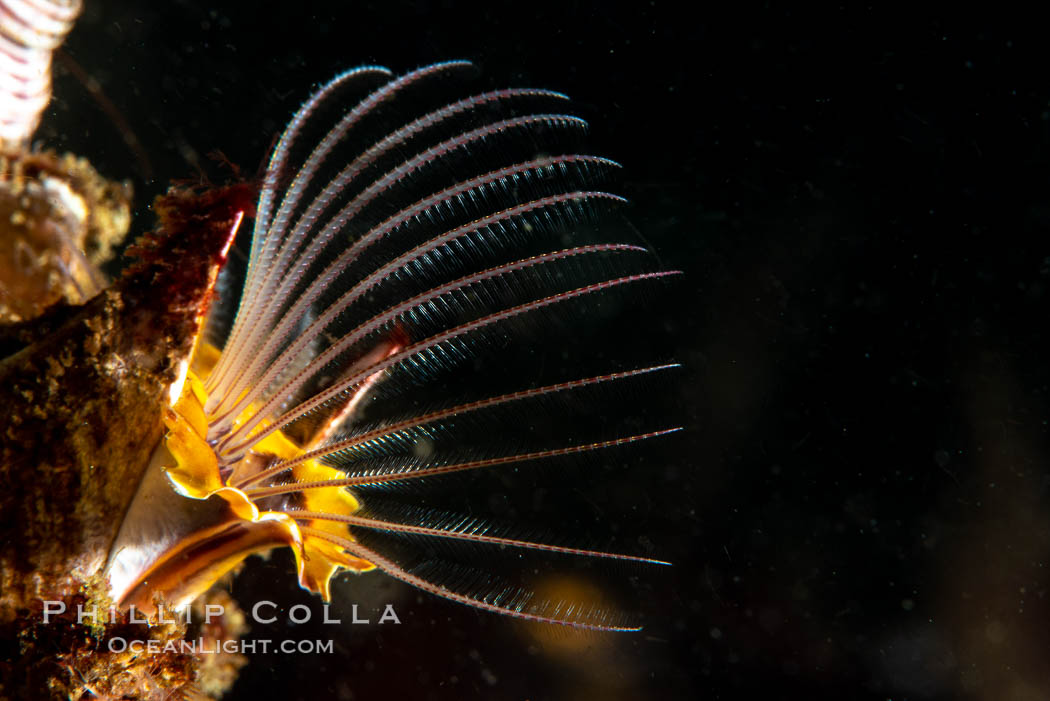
[0, 0, 81, 146]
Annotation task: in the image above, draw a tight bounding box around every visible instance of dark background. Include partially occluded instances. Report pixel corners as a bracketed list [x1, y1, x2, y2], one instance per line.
[43, 2, 1049, 700]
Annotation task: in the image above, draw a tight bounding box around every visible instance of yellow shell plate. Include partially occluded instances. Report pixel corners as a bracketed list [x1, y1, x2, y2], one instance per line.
[163, 346, 375, 604]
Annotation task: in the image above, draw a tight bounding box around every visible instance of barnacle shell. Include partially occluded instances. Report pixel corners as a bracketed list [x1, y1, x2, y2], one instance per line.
[0, 183, 246, 697]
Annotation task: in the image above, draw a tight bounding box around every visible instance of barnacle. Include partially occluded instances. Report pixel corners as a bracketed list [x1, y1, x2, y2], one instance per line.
[0, 51, 678, 698]
[106, 61, 681, 631]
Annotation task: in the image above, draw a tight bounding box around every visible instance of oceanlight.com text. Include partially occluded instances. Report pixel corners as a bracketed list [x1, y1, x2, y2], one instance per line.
[107, 637, 336, 655]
